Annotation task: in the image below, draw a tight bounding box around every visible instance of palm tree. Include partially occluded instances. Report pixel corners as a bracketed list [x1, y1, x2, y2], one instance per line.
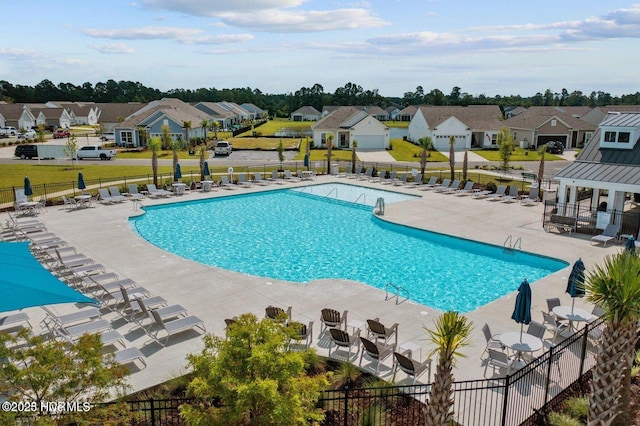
[418, 136, 433, 178]
[424, 311, 473, 425]
[586, 252, 640, 426]
[462, 149, 468, 182]
[199, 144, 206, 181]
[448, 136, 455, 181]
[537, 144, 546, 192]
[148, 137, 161, 187]
[182, 120, 192, 152]
[326, 134, 334, 174]
[212, 121, 220, 140]
[200, 119, 209, 142]
[351, 140, 358, 174]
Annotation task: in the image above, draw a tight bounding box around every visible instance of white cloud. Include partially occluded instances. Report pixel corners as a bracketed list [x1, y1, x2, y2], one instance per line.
[0, 48, 46, 60]
[90, 43, 136, 54]
[139, 0, 305, 16]
[218, 8, 387, 32]
[83, 26, 253, 45]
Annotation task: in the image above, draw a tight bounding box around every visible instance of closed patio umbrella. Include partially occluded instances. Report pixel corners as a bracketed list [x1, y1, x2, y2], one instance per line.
[511, 279, 532, 341]
[625, 236, 636, 255]
[23, 176, 33, 198]
[78, 172, 86, 191]
[203, 161, 210, 177]
[175, 163, 182, 179]
[0, 241, 97, 312]
[566, 258, 585, 313]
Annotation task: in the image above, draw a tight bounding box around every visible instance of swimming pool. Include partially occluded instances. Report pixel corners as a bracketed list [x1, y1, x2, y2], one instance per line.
[131, 185, 567, 312]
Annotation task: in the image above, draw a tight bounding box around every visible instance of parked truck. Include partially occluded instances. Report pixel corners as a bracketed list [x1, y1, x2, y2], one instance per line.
[214, 141, 232, 156]
[76, 145, 117, 160]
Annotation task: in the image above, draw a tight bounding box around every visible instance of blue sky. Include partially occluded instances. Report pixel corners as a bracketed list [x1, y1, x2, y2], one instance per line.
[1, 1, 639, 98]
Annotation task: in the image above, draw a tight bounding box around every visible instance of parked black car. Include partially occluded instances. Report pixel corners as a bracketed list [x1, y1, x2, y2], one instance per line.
[545, 141, 564, 154]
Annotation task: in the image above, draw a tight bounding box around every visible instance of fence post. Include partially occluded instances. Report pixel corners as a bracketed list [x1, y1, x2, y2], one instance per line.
[543, 345, 555, 409]
[150, 397, 156, 426]
[343, 384, 349, 426]
[579, 323, 589, 378]
[501, 374, 510, 426]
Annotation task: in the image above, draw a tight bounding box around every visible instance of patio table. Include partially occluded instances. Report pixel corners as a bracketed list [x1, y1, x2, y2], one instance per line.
[500, 331, 543, 370]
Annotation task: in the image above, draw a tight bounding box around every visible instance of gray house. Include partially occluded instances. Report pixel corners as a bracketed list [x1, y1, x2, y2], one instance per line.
[290, 106, 322, 122]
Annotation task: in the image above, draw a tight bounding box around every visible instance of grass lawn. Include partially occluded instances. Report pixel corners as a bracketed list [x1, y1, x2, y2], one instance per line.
[228, 137, 300, 150]
[473, 147, 564, 161]
[383, 121, 409, 128]
[388, 139, 449, 162]
[236, 118, 311, 137]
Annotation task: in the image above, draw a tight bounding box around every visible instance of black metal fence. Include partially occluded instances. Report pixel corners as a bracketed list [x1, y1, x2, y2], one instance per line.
[543, 200, 640, 237]
[112, 319, 603, 426]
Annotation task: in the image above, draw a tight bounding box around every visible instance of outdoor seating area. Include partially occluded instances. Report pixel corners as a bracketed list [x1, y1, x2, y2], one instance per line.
[0, 215, 207, 373]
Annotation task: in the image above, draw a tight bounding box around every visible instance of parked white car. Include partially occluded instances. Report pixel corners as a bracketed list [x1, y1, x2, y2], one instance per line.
[18, 129, 37, 139]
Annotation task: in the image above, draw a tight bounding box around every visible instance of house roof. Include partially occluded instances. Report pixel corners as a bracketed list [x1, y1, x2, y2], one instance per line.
[397, 105, 419, 116]
[312, 107, 372, 130]
[504, 106, 596, 131]
[417, 105, 503, 130]
[241, 103, 267, 115]
[93, 103, 145, 123]
[0, 103, 26, 120]
[292, 106, 321, 116]
[556, 113, 640, 186]
[194, 102, 237, 120]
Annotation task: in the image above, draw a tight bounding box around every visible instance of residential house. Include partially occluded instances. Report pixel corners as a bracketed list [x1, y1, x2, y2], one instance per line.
[0, 104, 29, 129]
[504, 106, 598, 149]
[385, 106, 401, 120]
[504, 106, 527, 119]
[46, 101, 99, 126]
[26, 105, 72, 129]
[311, 106, 389, 150]
[94, 103, 146, 132]
[407, 105, 504, 151]
[396, 105, 419, 122]
[193, 102, 240, 130]
[290, 106, 322, 122]
[241, 103, 268, 119]
[321, 106, 388, 121]
[114, 98, 210, 147]
[555, 111, 640, 235]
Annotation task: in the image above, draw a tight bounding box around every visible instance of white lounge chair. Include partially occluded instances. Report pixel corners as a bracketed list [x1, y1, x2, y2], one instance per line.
[488, 185, 508, 201]
[432, 178, 451, 192]
[0, 312, 32, 331]
[41, 306, 102, 330]
[380, 171, 396, 185]
[112, 347, 147, 369]
[438, 179, 461, 194]
[269, 170, 286, 184]
[521, 187, 539, 205]
[500, 185, 520, 203]
[98, 188, 117, 204]
[146, 184, 172, 198]
[284, 170, 301, 182]
[591, 223, 621, 247]
[61, 195, 79, 210]
[127, 184, 146, 200]
[455, 181, 475, 196]
[393, 173, 408, 186]
[236, 173, 253, 187]
[253, 172, 270, 185]
[148, 310, 206, 346]
[419, 176, 439, 191]
[132, 297, 188, 329]
[220, 175, 238, 189]
[108, 187, 127, 202]
[357, 168, 373, 181]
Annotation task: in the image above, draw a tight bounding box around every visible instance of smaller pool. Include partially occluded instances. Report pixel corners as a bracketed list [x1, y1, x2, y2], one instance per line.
[290, 183, 419, 206]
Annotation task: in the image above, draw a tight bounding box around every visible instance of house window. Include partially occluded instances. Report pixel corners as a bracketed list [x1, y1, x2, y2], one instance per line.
[551, 119, 557, 127]
[618, 132, 630, 143]
[321, 133, 326, 144]
[585, 132, 592, 143]
[122, 131, 133, 145]
[604, 131, 616, 142]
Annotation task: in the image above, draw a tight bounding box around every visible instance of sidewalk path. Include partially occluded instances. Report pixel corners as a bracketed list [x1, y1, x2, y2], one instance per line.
[437, 149, 489, 162]
[357, 150, 397, 163]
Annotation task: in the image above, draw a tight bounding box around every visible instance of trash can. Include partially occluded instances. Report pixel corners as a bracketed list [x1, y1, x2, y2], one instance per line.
[331, 163, 339, 175]
[203, 181, 212, 192]
[520, 140, 529, 149]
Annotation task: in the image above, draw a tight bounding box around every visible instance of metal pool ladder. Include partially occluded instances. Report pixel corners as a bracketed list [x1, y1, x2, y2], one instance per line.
[385, 283, 409, 305]
[503, 235, 522, 251]
[374, 197, 385, 215]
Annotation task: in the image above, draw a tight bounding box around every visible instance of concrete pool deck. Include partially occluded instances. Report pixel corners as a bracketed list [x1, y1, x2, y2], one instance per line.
[16, 176, 620, 392]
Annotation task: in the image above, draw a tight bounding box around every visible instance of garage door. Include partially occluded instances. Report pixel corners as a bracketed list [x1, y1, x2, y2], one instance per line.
[355, 135, 385, 150]
[537, 135, 567, 147]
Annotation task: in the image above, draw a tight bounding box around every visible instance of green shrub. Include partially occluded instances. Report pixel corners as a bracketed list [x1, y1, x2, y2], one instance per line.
[564, 396, 588, 422]
[485, 181, 497, 192]
[548, 412, 581, 426]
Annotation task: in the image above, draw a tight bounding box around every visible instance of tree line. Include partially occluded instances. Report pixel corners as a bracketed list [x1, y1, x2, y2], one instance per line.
[1, 79, 639, 118]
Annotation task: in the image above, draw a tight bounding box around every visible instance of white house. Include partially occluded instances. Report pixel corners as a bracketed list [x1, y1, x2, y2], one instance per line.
[311, 106, 389, 150]
[407, 105, 503, 150]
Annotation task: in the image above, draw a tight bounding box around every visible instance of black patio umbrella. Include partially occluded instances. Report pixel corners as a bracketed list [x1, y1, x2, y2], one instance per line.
[511, 279, 532, 341]
[625, 237, 636, 255]
[23, 176, 33, 197]
[566, 258, 586, 313]
[78, 172, 86, 191]
[203, 161, 210, 177]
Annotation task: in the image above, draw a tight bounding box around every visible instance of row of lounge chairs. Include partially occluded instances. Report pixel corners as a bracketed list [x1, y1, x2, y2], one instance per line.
[2, 215, 207, 372]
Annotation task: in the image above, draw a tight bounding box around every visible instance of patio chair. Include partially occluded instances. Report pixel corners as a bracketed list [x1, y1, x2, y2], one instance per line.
[405, 174, 423, 188]
[432, 178, 451, 192]
[132, 297, 188, 329]
[472, 189, 493, 199]
[98, 188, 117, 204]
[484, 348, 514, 377]
[265, 305, 292, 323]
[253, 172, 270, 185]
[356, 167, 373, 181]
[320, 308, 347, 333]
[127, 184, 146, 200]
[454, 181, 475, 196]
[108, 187, 127, 202]
[500, 185, 520, 203]
[220, 175, 238, 189]
[118, 286, 166, 318]
[488, 185, 508, 201]
[145, 184, 172, 198]
[41, 306, 101, 331]
[521, 187, 539, 205]
[366, 318, 399, 346]
[392, 172, 408, 186]
[111, 347, 147, 369]
[590, 223, 621, 247]
[546, 298, 561, 313]
[481, 323, 505, 358]
[269, 170, 286, 184]
[287, 320, 313, 349]
[61, 195, 79, 210]
[393, 350, 432, 384]
[526, 321, 547, 340]
[418, 176, 439, 191]
[439, 179, 462, 194]
[588, 305, 606, 324]
[237, 173, 254, 187]
[148, 309, 206, 347]
[283, 170, 301, 182]
[0, 312, 32, 332]
[54, 318, 112, 341]
[359, 337, 396, 375]
[542, 311, 571, 341]
[328, 328, 360, 360]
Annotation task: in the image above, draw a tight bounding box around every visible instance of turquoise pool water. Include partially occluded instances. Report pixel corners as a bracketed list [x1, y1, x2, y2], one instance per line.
[130, 185, 567, 312]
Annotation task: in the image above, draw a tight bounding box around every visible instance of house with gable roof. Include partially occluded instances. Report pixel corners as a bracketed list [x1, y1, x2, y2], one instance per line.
[114, 98, 210, 147]
[311, 106, 389, 150]
[290, 106, 322, 122]
[554, 111, 640, 235]
[407, 105, 503, 151]
[504, 106, 598, 149]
